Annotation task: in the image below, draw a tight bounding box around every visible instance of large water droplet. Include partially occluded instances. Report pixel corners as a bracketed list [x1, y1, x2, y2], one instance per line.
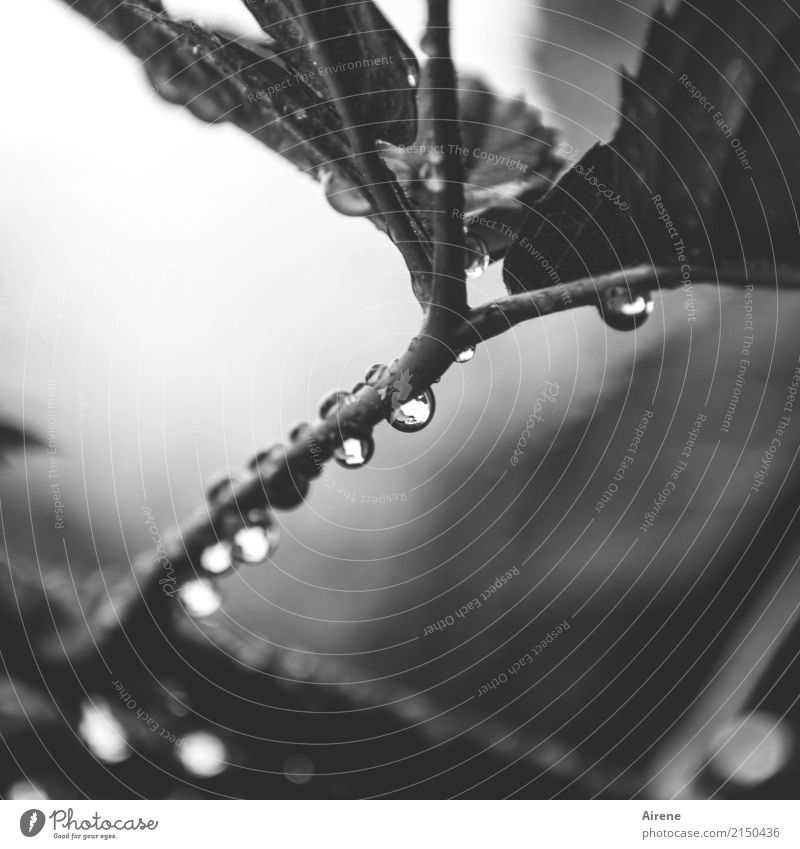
[179, 732, 227, 778]
[599, 287, 654, 331]
[389, 389, 435, 433]
[79, 699, 130, 764]
[464, 232, 490, 278]
[333, 435, 374, 468]
[233, 525, 277, 564]
[199, 542, 233, 576]
[456, 346, 476, 363]
[179, 578, 221, 618]
[319, 390, 353, 419]
[322, 171, 372, 217]
[708, 712, 794, 787]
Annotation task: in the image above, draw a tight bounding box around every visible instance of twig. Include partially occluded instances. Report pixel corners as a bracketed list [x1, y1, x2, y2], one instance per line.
[94, 260, 800, 649]
[422, 0, 468, 326]
[452, 264, 800, 349]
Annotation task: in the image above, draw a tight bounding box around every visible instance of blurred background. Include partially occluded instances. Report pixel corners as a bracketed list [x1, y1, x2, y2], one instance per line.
[1, 0, 798, 798]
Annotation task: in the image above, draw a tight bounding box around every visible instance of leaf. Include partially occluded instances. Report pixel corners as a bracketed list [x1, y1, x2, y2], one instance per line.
[503, 0, 800, 294]
[247, 0, 419, 146]
[379, 74, 563, 219]
[65, 1, 399, 185]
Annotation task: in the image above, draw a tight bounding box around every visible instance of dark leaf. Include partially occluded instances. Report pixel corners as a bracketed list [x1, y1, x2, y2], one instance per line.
[504, 0, 800, 294]
[380, 74, 562, 219]
[247, 0, 419, 146]
[67, 1, 359, 181]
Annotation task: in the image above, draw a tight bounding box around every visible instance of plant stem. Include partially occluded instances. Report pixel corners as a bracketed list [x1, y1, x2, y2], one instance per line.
[453, 264, 800, 348]
[422, 0, 468, 328]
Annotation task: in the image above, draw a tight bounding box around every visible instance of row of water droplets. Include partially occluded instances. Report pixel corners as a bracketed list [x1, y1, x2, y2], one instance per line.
[176, 263, 482, 622]
[56, 696, 315, 787]
[178, 472, 280, 619]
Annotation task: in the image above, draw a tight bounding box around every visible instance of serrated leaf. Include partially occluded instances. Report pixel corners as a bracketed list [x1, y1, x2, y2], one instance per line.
[504, 0, 800, 294]
[66, 1, 359, 182]
[380, 74, 562, 219]
[247, 0, 419, 146]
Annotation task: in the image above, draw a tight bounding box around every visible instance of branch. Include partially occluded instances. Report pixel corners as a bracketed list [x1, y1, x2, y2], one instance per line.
[452, 264, 800, 348]
[422, 0, 468, 327]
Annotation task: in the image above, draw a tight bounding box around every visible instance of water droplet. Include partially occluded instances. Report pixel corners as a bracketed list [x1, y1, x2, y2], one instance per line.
[244, 509, 280, 556]
[179, 578, 221, 618]
[464, 231, 490, 278]
[319, 390, 352, 419]
[456, 346, 476, 363]
[402, 55, 419, 89]
[708, 712, 794, 787]
[365, 363, 387, 385]
[283, 753, 314, 785]
[205, 471, 237, 506]
[599, 287, 654, 331]
[165, 683, 190, 717]
[79, 699, 129, 764]
[289, 422, 310, 442]
[333, 435, 374, 468]
[179, 732, 227, 778]
[420, 159, 446, 194]
[389, 389, 435, 433]
[7, 779, 47, 800]
[322, 171, 373, 217]
[199, 542, 233, 575]
[233, 525, 277, 564]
